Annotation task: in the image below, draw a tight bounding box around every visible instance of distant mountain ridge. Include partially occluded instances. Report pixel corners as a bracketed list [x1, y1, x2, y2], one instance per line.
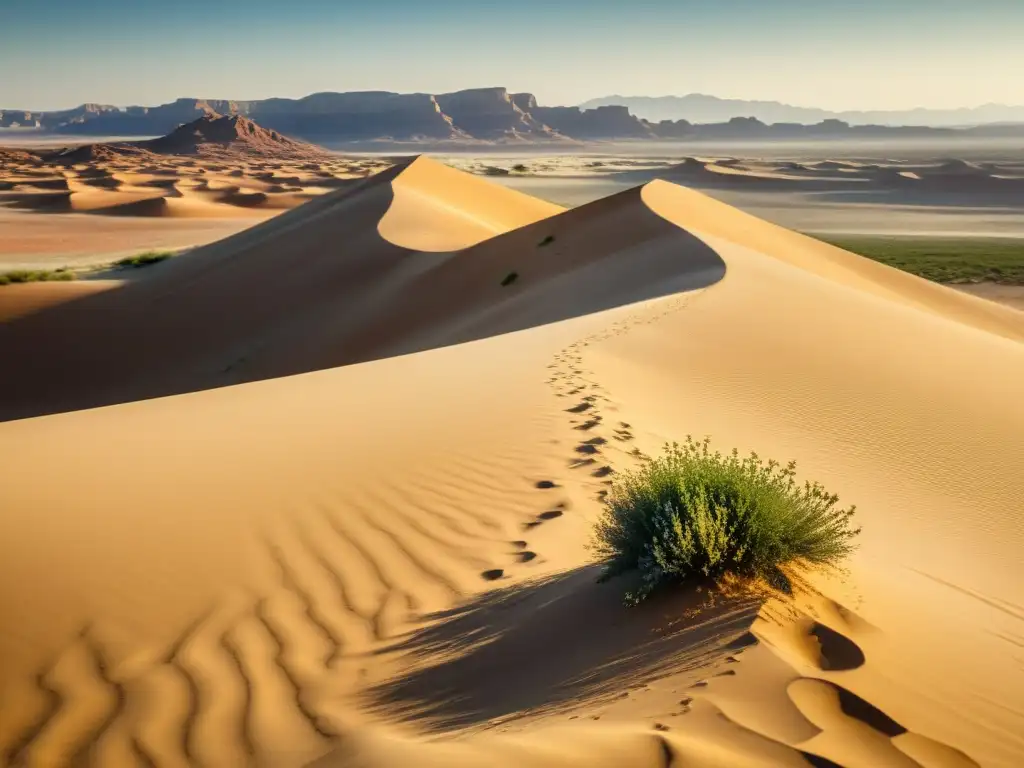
[3, 88, 1023, 145]
[577, 93, 1024, 127]
[0, 89, 639, 143]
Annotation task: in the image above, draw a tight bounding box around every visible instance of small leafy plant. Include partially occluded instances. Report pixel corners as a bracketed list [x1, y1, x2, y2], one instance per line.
[592, 437, 860, 604]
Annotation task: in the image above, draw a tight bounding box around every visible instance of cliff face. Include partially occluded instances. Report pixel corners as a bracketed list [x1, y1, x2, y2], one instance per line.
[434, 87, 560, 140]
[250, 92, 466, 140]
[510, 93, 538, 112]
[4, 89, 989, 143]
[652, 119, 694, 138]
[42, 99, 234, 135]
[532, 105, 653, 139]
[0, 111, 43, 128]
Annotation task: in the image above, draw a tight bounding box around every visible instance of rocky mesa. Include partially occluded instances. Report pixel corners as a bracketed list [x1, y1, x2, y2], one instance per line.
[2, 88, 652, 143]
[6, 87, 1022, 143]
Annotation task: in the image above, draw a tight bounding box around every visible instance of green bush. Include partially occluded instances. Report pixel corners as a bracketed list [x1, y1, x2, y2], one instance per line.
[592, 437, 860, 604]
[114, 250, 174, 269]
[0, 268, 76, 286]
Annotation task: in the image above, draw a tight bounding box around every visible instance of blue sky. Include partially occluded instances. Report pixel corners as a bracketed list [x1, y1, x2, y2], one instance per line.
[1, 0, 1021, 111]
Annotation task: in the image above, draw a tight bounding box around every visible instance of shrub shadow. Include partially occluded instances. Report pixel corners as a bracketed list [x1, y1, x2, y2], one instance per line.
[364, 565, 760, 730]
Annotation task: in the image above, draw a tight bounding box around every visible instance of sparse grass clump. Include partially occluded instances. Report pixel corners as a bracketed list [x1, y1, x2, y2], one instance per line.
[114, 250, 174, 269]
[592, 437, 860, 605]
[0, 268, 76, 286]
[115, 250, 174, 268]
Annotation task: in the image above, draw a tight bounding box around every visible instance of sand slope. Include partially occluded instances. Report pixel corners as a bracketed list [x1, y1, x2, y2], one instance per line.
[0, 130, 391, 269]
[1, 160, 1022, 768]
[0, 157, 722, 421]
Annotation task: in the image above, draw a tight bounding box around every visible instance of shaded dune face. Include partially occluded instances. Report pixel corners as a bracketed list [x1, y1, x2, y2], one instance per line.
[0, 157, 724, 422]
[0, 157, 1021, 768]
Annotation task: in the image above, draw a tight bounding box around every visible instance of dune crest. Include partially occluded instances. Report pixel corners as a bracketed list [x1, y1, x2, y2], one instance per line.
[1, 160, 1022, 768]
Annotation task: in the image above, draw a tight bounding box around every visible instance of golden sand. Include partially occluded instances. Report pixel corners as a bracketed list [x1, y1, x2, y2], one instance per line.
[0, 158, 1021, 768]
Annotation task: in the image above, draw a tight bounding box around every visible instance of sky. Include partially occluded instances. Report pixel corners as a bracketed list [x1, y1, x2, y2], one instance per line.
[1, 0, 1022, 111]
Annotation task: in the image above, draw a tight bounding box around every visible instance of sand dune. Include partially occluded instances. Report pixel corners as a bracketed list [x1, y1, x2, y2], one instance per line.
[0, 120, 390, 268]
[0, 157, 725, 421]
[0, 280, 121, 322]
[602, 155, 1024, 203]
[0, 154, 391, 268]
[1, 158, 1022, 768]
[0, 158, 381, 219]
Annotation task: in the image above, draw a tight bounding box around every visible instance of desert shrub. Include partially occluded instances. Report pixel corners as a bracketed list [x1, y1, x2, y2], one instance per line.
[0, 268, 76, 286]
[500, 271, 519, 287]
[511, 163, 529, 173]
[538, 235, 555, 247]
[592, 437, 860, 604]
[114, 250, 173, 268]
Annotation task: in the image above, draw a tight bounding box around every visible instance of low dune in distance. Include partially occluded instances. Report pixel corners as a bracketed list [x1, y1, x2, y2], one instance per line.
[0, 157, 1022, 768]
[0, 114, 391, 267]
[0, 155, 388, 267]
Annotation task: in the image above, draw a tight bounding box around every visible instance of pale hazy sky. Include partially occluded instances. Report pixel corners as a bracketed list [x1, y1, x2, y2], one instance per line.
[1, 0, 1021, 111]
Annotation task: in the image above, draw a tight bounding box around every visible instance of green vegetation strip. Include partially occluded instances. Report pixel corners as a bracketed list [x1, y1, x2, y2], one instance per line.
[816, 235, 1024, 285]
[1, 250, 176, 286]
[113, 250, 174, 268]
[0, 268, 76, 286]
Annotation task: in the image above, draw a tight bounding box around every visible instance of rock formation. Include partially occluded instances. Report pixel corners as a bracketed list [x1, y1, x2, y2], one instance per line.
[39, 113, 333, 164]
[5, 89, 1024, 143]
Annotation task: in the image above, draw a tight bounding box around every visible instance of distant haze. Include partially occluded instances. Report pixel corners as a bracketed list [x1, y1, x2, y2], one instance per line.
[576, 95, 1024, 128]
[1, 0, 1022, 112]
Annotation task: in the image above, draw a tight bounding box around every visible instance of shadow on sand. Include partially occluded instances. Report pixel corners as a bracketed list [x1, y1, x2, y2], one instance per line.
[364, 565, 760, 730]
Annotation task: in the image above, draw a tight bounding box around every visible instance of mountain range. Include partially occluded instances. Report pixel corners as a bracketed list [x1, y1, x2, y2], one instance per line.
[577, 93, 1024, 127]
[3, 88, 1023, 144]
